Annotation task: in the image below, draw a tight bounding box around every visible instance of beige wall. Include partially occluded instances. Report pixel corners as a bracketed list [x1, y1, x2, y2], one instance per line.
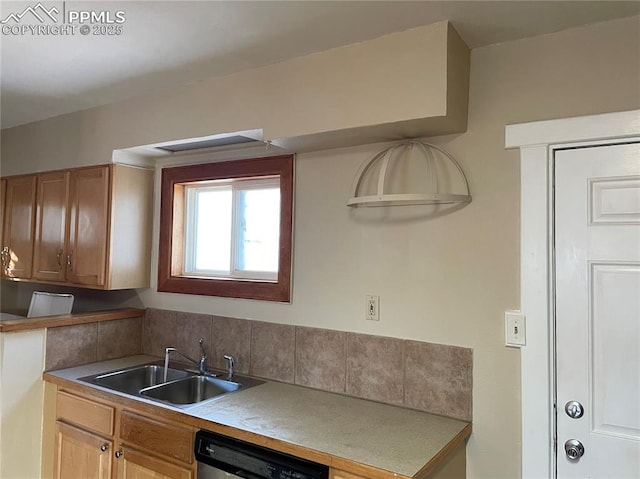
[1, 15, 639, 479]
[0, 280, 143, 316]
[0, 21, 465, 176]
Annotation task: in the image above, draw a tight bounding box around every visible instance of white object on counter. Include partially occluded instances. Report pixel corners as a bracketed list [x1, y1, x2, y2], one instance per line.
[27, 292, 74, 318]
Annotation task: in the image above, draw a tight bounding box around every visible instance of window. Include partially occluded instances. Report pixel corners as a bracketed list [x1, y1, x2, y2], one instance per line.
[158, 155, 293, 302]
[183, 177, 280, 279]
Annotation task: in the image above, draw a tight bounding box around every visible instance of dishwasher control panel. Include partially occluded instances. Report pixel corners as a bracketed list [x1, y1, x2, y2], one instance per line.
[195, 430, 329, 479]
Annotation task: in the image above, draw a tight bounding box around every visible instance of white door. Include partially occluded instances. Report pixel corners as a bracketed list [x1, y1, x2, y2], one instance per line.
[555, 142, 640, 478]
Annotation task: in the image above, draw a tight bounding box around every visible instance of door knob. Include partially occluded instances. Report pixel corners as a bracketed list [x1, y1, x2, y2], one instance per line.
[565, 400, 584, 419]
[114, 450, 123, 459]
[564, 439, 585, 461]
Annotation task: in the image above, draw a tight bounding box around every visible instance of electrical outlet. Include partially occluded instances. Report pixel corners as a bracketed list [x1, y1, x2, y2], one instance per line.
[505, 311, 526, 347]
[366, 295, 380, 321]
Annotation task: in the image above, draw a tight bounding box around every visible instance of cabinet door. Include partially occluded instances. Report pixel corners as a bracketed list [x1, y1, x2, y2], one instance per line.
[116, 447, 193, 479]
[67, 166, 110, 286]
[33, 171, 70, 282]
[1, 175, 36, 279]
[0, 179, 6, 249]
[54, 421, 113, 479]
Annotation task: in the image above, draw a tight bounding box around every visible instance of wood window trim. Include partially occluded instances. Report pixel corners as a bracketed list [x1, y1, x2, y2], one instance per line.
[158, 155, 293, 302]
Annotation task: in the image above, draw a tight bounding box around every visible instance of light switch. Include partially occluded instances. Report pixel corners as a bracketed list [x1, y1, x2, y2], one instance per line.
[505, 311, 526, 347]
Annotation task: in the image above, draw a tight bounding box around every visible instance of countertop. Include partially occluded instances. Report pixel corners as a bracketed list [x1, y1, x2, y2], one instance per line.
[44, 355, 471, 479]
[0, 308, 145, 332]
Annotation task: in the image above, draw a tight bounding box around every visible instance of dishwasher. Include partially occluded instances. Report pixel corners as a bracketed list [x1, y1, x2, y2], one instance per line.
[194, 430, 329, 479]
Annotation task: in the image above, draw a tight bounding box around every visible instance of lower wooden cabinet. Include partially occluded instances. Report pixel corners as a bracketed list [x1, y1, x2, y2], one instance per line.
[117, 447, 193, 479]
[49, 386, 465, 479]
[55, 421, 113, 479]
[53, 390, 195, 479]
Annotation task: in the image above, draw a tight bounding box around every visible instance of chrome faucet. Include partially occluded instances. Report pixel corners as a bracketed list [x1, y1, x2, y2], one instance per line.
[223, 355, 234, 380]
[165, 338, 208, 375]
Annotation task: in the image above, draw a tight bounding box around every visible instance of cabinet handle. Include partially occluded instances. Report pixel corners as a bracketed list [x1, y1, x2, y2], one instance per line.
[56, 249, 64, 271]
[100, 443, 109, 452]
[0, 246, 8, 269]
[66, 251, 73, 272]
[114, 450, 123, 459]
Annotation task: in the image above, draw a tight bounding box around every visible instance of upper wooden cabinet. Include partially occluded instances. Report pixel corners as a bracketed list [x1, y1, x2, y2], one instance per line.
[1, 175, 36, 279]
[3, 164, 153, 290]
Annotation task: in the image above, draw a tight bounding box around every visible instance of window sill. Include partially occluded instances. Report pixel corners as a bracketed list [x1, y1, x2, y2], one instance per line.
[157, 275, 291, 302]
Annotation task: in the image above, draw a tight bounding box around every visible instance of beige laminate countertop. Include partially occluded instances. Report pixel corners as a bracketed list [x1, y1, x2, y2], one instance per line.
[0, 308, 145, 332]
[44, 355, 471, 479]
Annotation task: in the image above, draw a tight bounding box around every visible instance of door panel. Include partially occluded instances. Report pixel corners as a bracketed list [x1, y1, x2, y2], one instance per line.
[54, 421, 112, 479]
[33, 171, 70, 282]
[591, 264, 640, 439]
[1, 179, 6, 247]
[67, 166, 109, 286]
[555, 142, 640, 478]
[2, 175, 36, 279]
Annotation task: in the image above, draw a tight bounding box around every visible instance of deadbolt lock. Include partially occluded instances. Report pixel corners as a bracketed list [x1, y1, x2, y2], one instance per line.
[565, 400, 584, 419]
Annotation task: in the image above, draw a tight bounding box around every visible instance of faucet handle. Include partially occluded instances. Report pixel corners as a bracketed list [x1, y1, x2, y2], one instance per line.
[198, 338, 207, 358]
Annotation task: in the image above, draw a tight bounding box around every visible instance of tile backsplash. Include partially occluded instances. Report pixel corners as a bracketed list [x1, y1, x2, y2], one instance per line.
[44, 309, 472, 421]
[143, 308, 473, 421]
[46, 317, 142, 370]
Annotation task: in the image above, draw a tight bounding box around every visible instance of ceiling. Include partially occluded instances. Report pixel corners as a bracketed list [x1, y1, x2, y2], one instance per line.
[1, 1, 639, 129]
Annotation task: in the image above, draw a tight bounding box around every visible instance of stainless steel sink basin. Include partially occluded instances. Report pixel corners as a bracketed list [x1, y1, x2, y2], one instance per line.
[140, 375, 240, 405]
[79, 363, 263, 408]
[83, 365, 191, 395]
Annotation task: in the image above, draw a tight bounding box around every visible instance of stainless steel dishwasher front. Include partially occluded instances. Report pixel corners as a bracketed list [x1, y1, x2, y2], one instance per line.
[194, 430, 329, 479]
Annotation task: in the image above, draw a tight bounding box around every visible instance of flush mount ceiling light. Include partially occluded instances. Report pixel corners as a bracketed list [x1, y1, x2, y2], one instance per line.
[346, 141, 472, 208]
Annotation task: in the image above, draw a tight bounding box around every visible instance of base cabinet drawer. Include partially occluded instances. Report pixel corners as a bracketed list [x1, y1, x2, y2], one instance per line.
[56, 390, 115, 436]
[119, 410, 194, 464]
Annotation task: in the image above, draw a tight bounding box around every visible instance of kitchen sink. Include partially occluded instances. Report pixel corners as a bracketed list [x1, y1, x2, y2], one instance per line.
[79, 363, 263, 408]
[140, 375, 240, 405]
[83, 365, 191, 395]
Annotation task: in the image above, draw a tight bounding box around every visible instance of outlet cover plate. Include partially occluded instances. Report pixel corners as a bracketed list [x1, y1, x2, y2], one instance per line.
[366, 295, 380, 321]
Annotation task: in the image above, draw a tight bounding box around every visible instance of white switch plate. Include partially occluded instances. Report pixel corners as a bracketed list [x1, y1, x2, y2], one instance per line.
[505, 311, 526, 347]
[365, 295, 380, 321]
